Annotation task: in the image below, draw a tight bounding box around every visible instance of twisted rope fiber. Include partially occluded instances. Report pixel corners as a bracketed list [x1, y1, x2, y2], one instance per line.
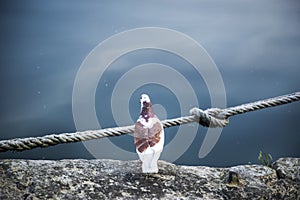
[0, 92, 299, 153]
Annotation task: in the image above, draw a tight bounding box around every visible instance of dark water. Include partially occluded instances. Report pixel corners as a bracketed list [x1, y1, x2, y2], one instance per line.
[0, 1, 299, 167]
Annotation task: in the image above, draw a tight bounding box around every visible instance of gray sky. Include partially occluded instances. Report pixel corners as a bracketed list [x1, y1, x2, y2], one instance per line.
[0, 0, 299, 166]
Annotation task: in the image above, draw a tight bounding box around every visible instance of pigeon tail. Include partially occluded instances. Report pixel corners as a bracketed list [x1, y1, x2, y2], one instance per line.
[138, 148, 162, 173]
[141, 161, 158, 173]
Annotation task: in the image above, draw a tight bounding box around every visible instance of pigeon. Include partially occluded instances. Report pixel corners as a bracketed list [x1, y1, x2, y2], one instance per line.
[134, 94, 164, 173]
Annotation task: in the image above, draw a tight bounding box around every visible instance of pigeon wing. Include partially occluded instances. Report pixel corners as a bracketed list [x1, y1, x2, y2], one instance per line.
[148, 120, 162, 147]
[134, 121, 149, 153]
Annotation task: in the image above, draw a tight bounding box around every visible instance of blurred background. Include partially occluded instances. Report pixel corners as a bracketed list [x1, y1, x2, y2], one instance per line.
[0, 0, 299, 167]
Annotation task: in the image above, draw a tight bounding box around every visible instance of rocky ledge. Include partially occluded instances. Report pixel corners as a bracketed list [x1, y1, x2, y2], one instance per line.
[0, 157, 299, 199]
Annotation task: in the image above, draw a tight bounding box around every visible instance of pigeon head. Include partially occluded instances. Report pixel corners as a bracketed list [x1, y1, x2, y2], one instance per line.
[140, 94, 151, 108]
[139, 94, 154, 122]
[140, 94, 151, 104]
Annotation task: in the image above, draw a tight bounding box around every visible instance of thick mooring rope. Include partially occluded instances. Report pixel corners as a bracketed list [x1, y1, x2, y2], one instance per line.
[0, 92, 299, 153]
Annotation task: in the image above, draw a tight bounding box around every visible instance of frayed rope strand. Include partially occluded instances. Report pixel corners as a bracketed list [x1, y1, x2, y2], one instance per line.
[0, 92, 299, 153]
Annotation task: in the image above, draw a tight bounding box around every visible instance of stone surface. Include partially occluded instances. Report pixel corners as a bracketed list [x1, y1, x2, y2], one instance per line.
[272, 157, 300, 182]
[0, 158, 299, 199]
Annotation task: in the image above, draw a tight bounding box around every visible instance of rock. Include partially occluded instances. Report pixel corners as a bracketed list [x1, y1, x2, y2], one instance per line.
[272, 157, 300, 182]
[0, 158, 299, 199]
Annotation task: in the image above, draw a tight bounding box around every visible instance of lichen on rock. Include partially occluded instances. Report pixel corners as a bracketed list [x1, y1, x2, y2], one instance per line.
[0, 158, 299, 199]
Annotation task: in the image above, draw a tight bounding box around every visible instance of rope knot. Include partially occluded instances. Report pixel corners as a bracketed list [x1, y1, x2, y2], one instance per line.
[190, 107, 229, 128]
